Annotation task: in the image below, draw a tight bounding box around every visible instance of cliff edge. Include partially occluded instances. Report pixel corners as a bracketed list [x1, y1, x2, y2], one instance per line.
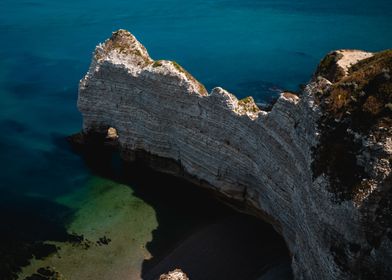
[76, 30, 392, 279]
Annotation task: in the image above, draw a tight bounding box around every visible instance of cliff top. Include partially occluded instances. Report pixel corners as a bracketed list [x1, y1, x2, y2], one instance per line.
[315, 49, 373, 82]
[93, 29, 208, 96]
[95, 29, 153, 66]
[315, 49, 392, 135]
[313, 49, 392, 203]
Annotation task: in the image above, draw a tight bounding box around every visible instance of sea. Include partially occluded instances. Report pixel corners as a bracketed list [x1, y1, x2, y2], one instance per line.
[0, 0, 391, 279]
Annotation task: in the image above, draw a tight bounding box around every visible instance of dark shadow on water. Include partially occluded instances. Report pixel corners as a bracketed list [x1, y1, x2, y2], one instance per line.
[0, 133, 90, 280]
[0, 129, 90, 198]
[0, 189, 77, 280]
[69, 135, 293, 280]
[0, 128, 292, 280]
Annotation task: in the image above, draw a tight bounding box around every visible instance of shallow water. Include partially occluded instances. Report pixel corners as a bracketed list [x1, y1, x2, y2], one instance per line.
[0, 0, 391, 279]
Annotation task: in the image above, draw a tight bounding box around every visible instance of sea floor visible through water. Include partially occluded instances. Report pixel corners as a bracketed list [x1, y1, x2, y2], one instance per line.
[16, 151, 292, 280]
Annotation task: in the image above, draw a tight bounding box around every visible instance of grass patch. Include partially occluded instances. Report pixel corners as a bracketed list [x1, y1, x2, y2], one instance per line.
[238, 96, 260, 113]
[95, 30, 151, 66]
[314, 51, 345, 82]
[152, 60, 163, 68]
[171, 61, 208, 95]
[312, 49, 392, 201]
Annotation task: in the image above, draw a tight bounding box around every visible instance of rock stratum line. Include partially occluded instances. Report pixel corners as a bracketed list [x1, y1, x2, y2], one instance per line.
[77, 30, 392, 279]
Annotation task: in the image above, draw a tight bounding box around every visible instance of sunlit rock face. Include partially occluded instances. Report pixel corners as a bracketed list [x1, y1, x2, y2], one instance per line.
[77, 30, 392, 279]
[159, 269, 189, 280]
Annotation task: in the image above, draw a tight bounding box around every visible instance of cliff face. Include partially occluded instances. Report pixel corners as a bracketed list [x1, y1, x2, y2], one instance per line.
[77, 30, 392, 279]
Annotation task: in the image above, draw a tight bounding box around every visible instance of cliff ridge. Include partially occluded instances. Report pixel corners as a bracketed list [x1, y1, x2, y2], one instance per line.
[77, 30, 392, 279]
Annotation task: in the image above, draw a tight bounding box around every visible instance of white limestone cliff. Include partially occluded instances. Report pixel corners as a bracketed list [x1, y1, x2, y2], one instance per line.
[77, 30, 392, 279]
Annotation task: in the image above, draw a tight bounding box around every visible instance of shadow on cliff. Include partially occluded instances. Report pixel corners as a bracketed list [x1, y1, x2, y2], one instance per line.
[67, 135, 293, 280]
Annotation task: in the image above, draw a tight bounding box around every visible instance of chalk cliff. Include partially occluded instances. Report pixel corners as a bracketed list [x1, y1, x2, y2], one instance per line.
[77, 30, 392, 279]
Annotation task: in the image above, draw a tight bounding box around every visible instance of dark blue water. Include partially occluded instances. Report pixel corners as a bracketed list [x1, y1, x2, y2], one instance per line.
[1, 0, 391, 194]
[0, 0, 391, 279]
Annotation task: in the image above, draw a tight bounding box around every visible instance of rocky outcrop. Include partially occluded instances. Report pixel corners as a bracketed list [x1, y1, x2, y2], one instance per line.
[159, 269, 189, 280]
[77, 30, 392, 279]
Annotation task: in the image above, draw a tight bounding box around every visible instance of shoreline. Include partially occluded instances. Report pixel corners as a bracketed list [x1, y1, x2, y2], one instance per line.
[16, 158, 292, 280]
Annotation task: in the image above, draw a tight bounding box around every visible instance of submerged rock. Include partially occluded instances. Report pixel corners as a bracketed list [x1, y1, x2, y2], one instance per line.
[24, 267, 65, 280]
[77, 29, 392, 279]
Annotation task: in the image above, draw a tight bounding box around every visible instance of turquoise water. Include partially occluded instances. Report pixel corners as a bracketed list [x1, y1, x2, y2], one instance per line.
[1, 0, 392, 190]
[0, 0, 391, 279]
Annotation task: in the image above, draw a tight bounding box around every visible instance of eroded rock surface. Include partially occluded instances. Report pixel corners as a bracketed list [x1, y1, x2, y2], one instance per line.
[77, 30, 392, 279]
[159, 269, 189, 280]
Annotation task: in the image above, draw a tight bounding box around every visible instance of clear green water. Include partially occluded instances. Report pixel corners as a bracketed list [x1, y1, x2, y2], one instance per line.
[0, 0, 391, 279]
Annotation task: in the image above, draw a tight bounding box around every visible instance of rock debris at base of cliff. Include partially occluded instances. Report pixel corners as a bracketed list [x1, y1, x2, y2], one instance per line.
[76, 29, 392, 279]
[159, 269, 189, 280]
